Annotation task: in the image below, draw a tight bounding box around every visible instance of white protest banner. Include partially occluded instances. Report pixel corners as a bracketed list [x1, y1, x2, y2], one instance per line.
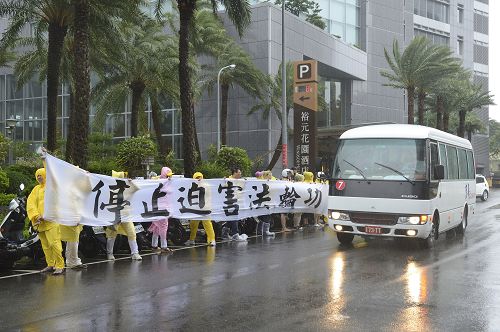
[43, 154, 328, 226]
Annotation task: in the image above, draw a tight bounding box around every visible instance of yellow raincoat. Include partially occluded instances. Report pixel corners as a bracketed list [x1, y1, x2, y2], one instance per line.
[304, 171, 314, 183]
[105, 170, 136, 240]
[26, 168, 64, 269]
[188, 172, 215, 243]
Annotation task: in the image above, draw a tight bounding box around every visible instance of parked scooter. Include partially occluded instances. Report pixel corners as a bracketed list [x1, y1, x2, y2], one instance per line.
[0, 184, 43, 269]
[142, 218, 189, 247]
[79, 223, 150, 258]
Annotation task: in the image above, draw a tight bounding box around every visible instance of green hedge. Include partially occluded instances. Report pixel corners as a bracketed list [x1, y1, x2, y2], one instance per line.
[196, 161, 227, 179]
[87, 159, 118, 176]
[0, 193, 16, 206]
[0, 168, 9, 193]
[5, 170, 35, 195]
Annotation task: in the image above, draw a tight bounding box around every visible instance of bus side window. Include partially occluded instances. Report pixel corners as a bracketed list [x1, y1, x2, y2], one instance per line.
[466, 150, 475, 179]
[446, 146, 459, 180]
[457, 149, 468, 179]
[438, 143, 448, 179]
[430, 143, 439, 180]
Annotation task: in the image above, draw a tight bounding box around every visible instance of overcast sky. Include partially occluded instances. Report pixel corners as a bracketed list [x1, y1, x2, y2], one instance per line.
[489, 2, 498, 121]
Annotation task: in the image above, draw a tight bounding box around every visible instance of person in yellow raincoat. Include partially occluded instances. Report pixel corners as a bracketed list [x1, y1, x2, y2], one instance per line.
[105, 171, 142, 261]
[60, 224, 84, 269]
[303, 171, 321, 227]
[184, 172, 216, 247]
[27, 168, 65, 275]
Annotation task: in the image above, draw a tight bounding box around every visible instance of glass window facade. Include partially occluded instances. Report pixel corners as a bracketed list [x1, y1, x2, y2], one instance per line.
[252, 0, 360, 46]
[414, 26, 450, 45]
[0, 74, 184, 159]
[0, 74, 69, 144]
[317, 78, 345, 128]
[414, 0, 450, 23]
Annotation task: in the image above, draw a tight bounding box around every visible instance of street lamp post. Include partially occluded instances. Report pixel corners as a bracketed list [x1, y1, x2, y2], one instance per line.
[281, 0, 287, 169]
[217, 64, 236, 153]
[5, 118, 17, 165]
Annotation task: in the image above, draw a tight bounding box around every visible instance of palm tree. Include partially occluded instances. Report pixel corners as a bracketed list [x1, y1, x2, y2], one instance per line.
[453, 80, 494, 138]
[249, 62, 293, 170]
[205, 41, 267, 146]
[464, 113, 485, 142]
[0, 0, 73, 152]
[69, 0, 145, 167]
[381, 37, 455, 124]
[92, 20, 175, 138]
[0, 48, 16, 67]
[414, 44, 461, 125]
[155, 0, 252, 177]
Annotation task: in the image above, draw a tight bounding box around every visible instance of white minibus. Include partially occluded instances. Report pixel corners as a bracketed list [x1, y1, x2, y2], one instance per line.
[328, 124, 475, 248]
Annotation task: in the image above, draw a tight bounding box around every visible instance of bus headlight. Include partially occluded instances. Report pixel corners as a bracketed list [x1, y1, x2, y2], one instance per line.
[329, 210, 350, 220]
[398, 215, 428, 225]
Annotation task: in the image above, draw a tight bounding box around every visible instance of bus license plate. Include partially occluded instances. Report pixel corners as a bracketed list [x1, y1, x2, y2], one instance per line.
[365, 226, 382, 234]
[135, 224, 144, 233]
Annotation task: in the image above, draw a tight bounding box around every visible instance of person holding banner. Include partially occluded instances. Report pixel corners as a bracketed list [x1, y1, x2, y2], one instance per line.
[222, 168, 247, 242]
[255, 169, 275, 237]
[148, 167, 174, 254]
[292, 173, 305, 230]
[105, 171, 142, 261]
[27, 168, 65, 275]
[278, 169, 293, 232]
[185, 172, 216, 247]
[60, 224, 85, 269]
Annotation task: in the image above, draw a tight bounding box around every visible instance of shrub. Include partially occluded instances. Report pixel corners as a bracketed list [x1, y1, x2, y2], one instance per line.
[212, 146, 253, 177]
[0, 193, 16, 206]
[6, 164, 38, 178]
[0, 134, 9, 165]
[0, 169, 9, 193]
[196, 161, 227, 179]
[6, 170, 35, 195]
[89, 133, 116, 160]
[115, 136, 158, 178]
[156, 150, 184, 174]
[87, 159, 118, 176]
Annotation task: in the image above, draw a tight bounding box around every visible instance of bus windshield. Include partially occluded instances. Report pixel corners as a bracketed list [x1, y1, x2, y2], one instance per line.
[332, 138, 427, 181]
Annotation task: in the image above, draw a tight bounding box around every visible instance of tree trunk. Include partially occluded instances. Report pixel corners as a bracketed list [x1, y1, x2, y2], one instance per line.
[266, 132, 282, 170]
[71, 0, 90, 168]
[46, 23, 68, 152]
[457, 110, 466, 138]
[178, 1, 197, 177]
[417, 90, 426, 125]
[192, 103, 201, 164]
[65, 87, 75, 162]
[221, 83, 229, 147]
[151, 93, 167, 156]
[407, 87, 415, 124]
[130, 81, 145, 137]
[443, 113, 450, 132]
[467, 131, 472, 142]
[436, 95, 443, 130]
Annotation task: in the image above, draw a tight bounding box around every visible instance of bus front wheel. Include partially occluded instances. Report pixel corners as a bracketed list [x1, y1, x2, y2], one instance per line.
[337, 232, 354, 245]
[418, 220, 438, 249]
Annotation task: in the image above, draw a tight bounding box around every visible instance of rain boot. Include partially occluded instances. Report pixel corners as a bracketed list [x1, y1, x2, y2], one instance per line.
[106, 237, 116, 260]
[257, 219, 264, 236]
[263, 222, 275, 237]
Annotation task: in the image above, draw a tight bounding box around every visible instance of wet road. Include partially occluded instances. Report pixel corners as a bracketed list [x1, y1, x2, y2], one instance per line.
[1, 192, 500, 331]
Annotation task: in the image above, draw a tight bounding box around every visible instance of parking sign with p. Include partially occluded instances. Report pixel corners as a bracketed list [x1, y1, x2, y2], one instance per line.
[294, 60, 317, 83]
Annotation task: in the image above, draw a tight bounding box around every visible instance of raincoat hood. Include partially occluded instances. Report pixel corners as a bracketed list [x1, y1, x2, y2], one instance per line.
[304, 171, 314, 183]
[294, 173, 305, 182]
[112, 170, 127, 179]
[161, 167, 173, 179]
[35, 168, 46, 186]
[193, 172, 204, 180]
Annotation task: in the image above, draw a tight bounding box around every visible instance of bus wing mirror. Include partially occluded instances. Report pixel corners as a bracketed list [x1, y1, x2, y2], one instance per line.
[434, 165, 445, 180]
